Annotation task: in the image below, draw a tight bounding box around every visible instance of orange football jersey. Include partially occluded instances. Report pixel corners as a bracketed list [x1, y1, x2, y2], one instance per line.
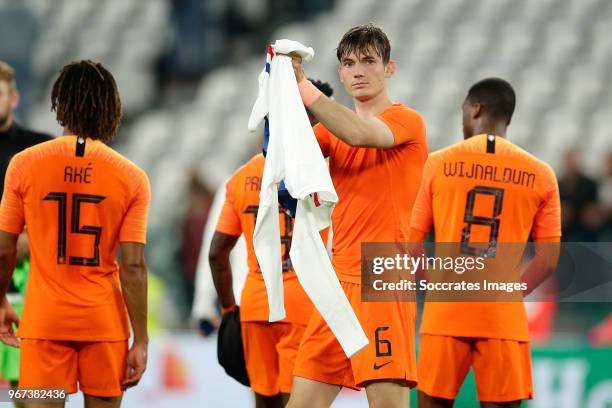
[314, 103, 428, 284]
[215, 153, 314, 325]
[0, 135, 150, 341]
[411, 134, 561, 340]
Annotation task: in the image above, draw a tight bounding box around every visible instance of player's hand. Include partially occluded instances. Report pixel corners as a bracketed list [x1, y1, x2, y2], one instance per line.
[0, 298, 20, 348]
[121, 341, 148, 390]
[277, 53, 306, 82]
[290, 54, 306, 82]
[197, 317, 219, 337]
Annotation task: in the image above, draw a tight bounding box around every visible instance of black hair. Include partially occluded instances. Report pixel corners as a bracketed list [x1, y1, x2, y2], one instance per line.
[51, 60, 121, 143]
[466, 78, 516, 125]
[308, 78, 334, 97]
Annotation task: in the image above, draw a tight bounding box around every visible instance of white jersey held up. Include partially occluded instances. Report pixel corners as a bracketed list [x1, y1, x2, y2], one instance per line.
[248, 39, 368, 357]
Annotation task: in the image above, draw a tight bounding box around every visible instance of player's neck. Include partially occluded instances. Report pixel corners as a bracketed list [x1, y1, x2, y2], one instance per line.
[63, 127, 76, 136]
[353, 89, 392, 117]
[473, 121, 507, 139]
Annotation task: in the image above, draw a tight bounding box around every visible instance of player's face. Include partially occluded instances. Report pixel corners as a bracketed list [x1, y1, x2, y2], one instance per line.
[0, 80, 16, 128]
[338, 49, 393, 101]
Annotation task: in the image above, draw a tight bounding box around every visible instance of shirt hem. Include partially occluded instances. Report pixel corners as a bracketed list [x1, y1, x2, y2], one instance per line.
[419, 329, 530, 343]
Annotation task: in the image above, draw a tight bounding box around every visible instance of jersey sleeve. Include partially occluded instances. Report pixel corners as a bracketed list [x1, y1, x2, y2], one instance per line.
[0, 155, 25, 234]
[215, 176, 242, 236]
[410, 156, 435, 234]
[119, 170, 151, 243]
[379, 106, 426, 147]
[313, 124, 331, 158]
[532, 166, 562, 240]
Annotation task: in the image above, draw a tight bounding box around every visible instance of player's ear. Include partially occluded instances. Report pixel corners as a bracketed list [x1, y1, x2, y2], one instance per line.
[337, 65, 344, 83]
[385, 60, 396, 78]
[472, 102, 482, 119]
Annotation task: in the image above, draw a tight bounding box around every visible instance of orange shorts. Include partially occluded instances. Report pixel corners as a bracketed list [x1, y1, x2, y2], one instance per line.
[293, 281, 417, 389]
[418, 334, 533, 402]
[19, 339, 128, 397]
[241, 321, 307, 396]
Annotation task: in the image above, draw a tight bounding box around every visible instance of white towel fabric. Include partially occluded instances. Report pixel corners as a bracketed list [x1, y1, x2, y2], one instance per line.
[191, 180, 248, 321]
[248, 39, 368, 357]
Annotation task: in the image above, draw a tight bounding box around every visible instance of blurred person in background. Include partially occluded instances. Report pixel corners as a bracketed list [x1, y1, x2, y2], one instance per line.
[598, 152, 612, 224]
[575, 202, 612, 242]
[0, 60, 52, 407]
[585, 151, 612, 346]
[179, 170, 214, 309]
[210, 79, 334, 408]
[0, 3, 39, 120]
[0, 60, 150, 407]
[558, 147, 598, 241]
[0, 61, 52, 193]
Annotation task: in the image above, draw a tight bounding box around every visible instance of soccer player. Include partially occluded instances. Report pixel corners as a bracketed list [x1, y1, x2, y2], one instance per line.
[0, 60, 52, 407]
[0, 60, 150, 408]
[410, 78, 561, 407]
[210, 80, 334, 408]
[285, 24, 428, 408]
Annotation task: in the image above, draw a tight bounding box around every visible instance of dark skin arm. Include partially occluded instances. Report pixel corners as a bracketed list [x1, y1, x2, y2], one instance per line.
[119, 242, 148, 389]
[0, 231, 19, 347]
[522, 237, 561, 296]
[209, 231, 240, 309]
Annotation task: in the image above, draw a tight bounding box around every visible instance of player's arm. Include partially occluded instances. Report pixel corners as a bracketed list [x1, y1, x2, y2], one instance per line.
[522, 169, 562, 296]
[119, 242, 148, 389]
[308, 95, 394, 148]
[0, 231, 20, 347]
[521, 237, 561, 296]
[406, 158, 435, 279]
[0, 156, 26, 347]
[209, 231, 240, 310]
[405, 228, 429, 281]
[0, 156, 26, 295]
[119, 242, 148, 344]
[0, 231, 18, 299]
[118, 171, 151, 389]
[290, 56, 394, 148]
[210, 175, 243, 311]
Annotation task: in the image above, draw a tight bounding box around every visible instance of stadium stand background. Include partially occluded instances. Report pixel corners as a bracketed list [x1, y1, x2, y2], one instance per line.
[1, 0, 612, 406]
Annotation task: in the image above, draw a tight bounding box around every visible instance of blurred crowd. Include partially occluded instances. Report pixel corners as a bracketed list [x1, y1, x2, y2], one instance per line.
[560, 148, 612, 242]
[162, 0, 335, 78]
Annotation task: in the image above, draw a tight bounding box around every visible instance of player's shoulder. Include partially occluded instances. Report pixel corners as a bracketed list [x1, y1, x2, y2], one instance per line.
[88, 140, 149, 183]
[383, 103, 423, 117]
[380, 103, 425, 125]
[10, 136, 62, 165]
[427, 137, 467, 163]
[497, 138, 556, 178]
[234, 153, 264, 177]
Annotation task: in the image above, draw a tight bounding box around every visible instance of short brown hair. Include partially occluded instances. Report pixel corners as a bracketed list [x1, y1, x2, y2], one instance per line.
[51, 60, 121, 144]
[336, 23, 391, 64]
[0, 61, 17, 90]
